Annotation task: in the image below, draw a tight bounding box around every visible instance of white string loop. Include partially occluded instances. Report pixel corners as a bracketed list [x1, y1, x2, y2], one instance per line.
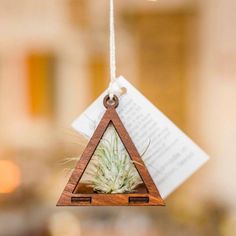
[108, 0, 116, 100]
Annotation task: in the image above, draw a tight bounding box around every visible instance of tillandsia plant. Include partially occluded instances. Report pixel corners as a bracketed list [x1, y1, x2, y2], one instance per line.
[86, 126, 143, 194]
[62, 123, 150, 194]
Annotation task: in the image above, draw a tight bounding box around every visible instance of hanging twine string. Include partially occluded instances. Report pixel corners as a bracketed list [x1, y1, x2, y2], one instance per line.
[108, 0, 155, 100]
[108, 0, 117, 100]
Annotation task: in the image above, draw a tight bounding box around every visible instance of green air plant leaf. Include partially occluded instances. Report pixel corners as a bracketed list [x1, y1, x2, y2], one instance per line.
[85, 125, 143, 194]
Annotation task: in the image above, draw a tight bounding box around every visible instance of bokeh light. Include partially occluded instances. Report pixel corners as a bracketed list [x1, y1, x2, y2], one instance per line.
[0, 160, 21, 194]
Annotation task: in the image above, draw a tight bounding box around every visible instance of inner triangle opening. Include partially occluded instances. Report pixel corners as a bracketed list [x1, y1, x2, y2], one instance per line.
[74, 123, 147, 194]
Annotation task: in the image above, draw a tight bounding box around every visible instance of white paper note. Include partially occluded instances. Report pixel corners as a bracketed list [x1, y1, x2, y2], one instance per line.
[72, 76, 209, 199]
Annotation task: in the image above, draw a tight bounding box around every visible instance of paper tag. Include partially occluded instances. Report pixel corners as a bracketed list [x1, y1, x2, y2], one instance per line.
[72, 76, 209, 199]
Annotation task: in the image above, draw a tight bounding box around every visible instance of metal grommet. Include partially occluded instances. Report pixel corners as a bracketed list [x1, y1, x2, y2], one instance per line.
[103, 95, 119, 109]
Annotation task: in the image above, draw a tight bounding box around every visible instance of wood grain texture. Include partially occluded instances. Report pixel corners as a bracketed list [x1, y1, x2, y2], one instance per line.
[57, 95, 165, 206]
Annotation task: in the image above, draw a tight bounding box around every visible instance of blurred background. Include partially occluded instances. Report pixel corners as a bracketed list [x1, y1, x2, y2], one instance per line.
[0, 0, 236, 235]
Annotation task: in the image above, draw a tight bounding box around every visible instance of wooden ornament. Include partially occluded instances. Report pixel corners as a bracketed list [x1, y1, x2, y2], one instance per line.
[57, 95, 165, 206]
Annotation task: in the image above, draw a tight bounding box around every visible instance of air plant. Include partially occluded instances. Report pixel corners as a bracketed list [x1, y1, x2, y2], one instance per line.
[62, 125, 148, 194]
[85, 126, 143, 194]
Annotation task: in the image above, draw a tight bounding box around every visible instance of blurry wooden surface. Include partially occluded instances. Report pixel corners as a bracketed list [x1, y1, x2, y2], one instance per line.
[88, 55, 108, 102]
[124, 10, 192, 129]
[27, 53, 56, 118]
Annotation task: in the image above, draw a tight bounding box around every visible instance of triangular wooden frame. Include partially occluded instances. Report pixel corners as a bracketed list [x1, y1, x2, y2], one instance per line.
[57, 96, 165, 206]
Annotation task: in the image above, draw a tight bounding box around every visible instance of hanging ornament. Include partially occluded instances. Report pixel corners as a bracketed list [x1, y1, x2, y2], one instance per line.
[57, 95, 165, 206]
